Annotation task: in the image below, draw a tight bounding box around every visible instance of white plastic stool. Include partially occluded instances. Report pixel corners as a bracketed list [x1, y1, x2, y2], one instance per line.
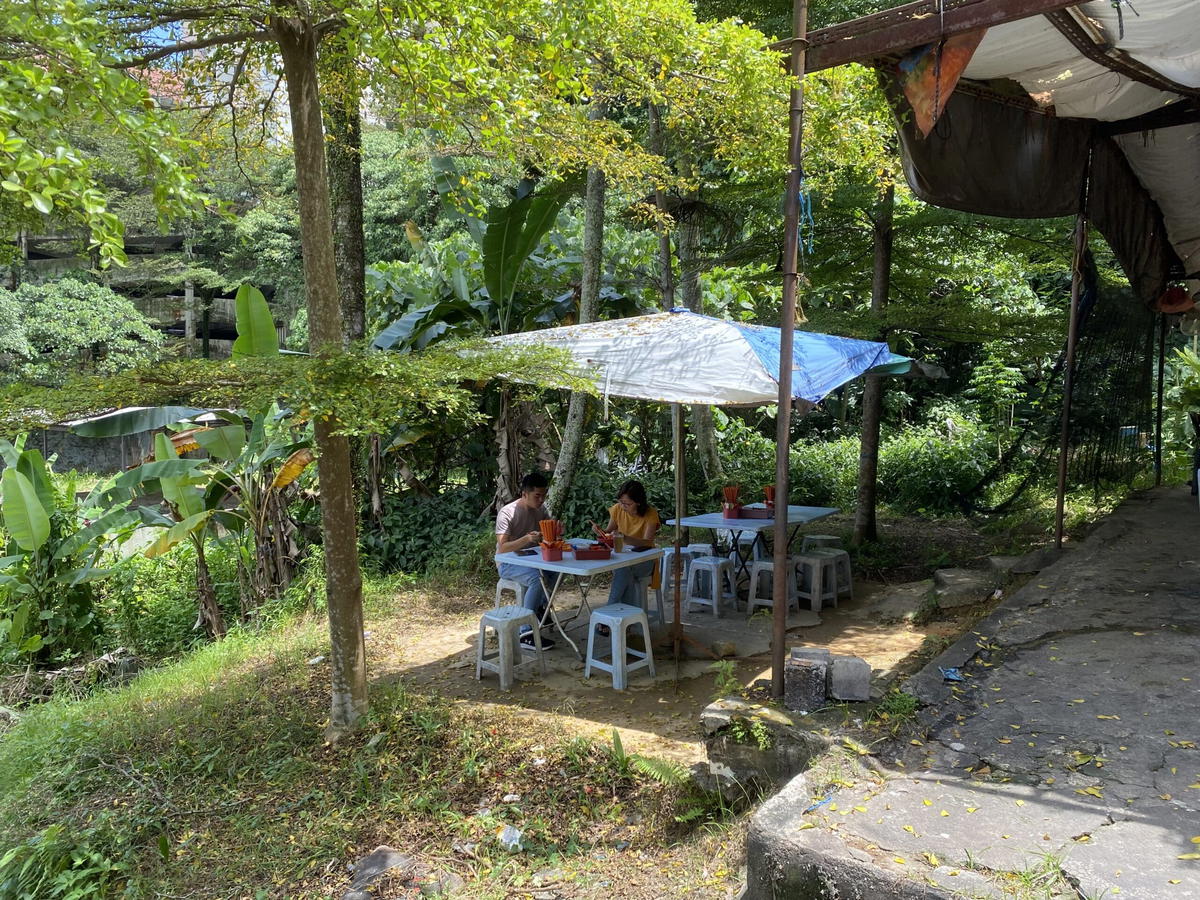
[800, 534, 843, 553]
[476, 606, 544, 691]
[494, 577, 527, 609]
[745, 558, 799, 617]
[685, 556, 736, 617]
[584, 603, 655, 690]
[794, 548, 852, 611]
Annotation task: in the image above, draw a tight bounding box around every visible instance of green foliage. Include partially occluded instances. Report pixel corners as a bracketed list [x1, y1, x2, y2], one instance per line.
[1168, 347, 1200, 413]
[0, 618, 693, 895]
[727, 716, 772, 751]
[877, 416, 991, 515]
[868, 689, 920, 734]
[0, 447, 116, 663]
[0, 278, 164, 386]
[98, 540, 244, 658]
[0, 342, 590, 441]
[709, 659, 742, 699]
[0, 823, 122, 899]
[0, 0, 211, 264]
[361, 486, 492, 575]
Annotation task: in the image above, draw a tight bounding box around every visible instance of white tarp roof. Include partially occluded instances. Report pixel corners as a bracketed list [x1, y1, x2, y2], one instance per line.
[487, 310, 922, 406]
[962, 0, 1200, 292]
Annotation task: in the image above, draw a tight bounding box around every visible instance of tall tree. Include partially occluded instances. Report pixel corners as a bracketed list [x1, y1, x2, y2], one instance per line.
[320, 36, 366, 344]
[548, 111, 606, 515]
[100, 0, 789, 736]
[853, 176, 892, 545]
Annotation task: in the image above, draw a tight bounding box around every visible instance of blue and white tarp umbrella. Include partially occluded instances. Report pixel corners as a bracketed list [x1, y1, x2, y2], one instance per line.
[488, 308, 938, 406]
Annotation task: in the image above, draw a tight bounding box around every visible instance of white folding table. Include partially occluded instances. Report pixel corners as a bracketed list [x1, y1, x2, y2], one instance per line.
[494, 544, 666, 658]
[666, 504, 838, 585]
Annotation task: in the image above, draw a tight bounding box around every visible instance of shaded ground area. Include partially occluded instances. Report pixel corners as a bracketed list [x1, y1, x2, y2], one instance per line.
[748, 486, 1200, 899]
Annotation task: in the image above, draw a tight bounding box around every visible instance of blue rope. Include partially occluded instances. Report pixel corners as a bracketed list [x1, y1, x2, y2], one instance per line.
[797, 178, 816, 257]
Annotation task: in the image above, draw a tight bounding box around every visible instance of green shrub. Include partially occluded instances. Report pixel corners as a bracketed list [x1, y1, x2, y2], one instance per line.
[0, 824, 122, 899]
[98, 539, 244, 659]
[878, 418, 991, 514]
[361, 486, 493, 575]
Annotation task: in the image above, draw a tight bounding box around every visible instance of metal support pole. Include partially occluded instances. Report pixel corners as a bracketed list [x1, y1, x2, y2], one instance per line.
[672, 403, 686, 667]
[1054, 209, 1088, 549]
[772, 0, 809, 699]
[1155, 312, 1165, 485]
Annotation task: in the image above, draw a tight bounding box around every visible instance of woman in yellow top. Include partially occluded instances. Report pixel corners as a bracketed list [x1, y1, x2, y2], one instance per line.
[604, 480, 661, 607]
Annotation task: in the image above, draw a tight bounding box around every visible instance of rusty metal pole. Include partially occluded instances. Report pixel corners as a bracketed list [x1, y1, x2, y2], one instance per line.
[772, 0, 809, 699]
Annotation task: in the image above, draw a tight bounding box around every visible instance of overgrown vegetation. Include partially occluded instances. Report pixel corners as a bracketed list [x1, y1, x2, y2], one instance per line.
[0, 605, 727, 897]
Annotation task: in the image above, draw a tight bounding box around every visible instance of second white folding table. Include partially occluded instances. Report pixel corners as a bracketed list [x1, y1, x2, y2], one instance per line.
[666, 503, 838, 586]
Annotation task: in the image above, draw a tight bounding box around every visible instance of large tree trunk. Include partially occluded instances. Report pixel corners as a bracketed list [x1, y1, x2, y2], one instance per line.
[677, 194, 723, 484]
[853, 179, 894, 546]
[321, 38, 366, 345]
[548, 152, 605, 516]
[276, 21, 368, 739]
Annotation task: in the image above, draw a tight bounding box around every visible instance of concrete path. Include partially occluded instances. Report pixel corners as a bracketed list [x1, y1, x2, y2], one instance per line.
[746, 486, 1200, 899]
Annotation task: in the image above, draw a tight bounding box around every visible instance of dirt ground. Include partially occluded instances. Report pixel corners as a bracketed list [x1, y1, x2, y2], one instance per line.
[347, 515, 1011, 898]
[365, 578, 963, 765]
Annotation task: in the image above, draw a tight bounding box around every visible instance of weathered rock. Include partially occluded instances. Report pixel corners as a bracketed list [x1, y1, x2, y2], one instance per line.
[783, 657, 826, 712]
[828, 656, 871, 701]
[932, 567, 995, 608]
[989, 546, 1063, 576]
[419, 871, 466, 896]
[701, 704, 830, 792]
[710, 640, 737, 658]
[345, 846, 415, 895]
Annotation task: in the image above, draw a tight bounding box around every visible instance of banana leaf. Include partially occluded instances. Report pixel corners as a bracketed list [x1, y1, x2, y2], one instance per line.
[1, 469, 51, 552]
[194, 424, 247, 460]
[70, 406, 207, 438]
[231, 284, 279, 358]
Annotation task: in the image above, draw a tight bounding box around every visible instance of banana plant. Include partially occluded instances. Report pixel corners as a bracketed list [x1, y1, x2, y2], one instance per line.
[70, 284, 315, 626]
[0, 441, 127, 661]
[371, 173, 580, 350]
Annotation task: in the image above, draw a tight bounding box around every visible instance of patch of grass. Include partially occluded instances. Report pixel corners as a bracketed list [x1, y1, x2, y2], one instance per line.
[866, 689, 920, 738]
[0, 609, 702, 898]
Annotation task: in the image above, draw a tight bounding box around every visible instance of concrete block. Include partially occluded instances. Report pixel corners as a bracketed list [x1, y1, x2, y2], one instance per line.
[933, 567, 995, 608]
[784, 657, 826, 712]
[828, 656, 871, 701]
[790, 646, 832, 664]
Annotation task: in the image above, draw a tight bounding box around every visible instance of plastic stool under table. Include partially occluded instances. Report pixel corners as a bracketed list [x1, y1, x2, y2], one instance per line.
[584, 603, 656, 690]
[745, 557, 799, 617]
[800, 534, 843, 553]
[476, 605, 544, 691]
[494, 577, 527, 609]
[794, 547, 852, 611]
[685, 556, 736, 617]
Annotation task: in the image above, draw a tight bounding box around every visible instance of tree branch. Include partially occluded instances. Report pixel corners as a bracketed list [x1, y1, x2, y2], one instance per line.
[113, 29, 271, 68]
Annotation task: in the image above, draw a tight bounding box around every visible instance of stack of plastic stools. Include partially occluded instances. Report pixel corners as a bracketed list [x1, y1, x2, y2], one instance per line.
[494, 577, 527, 608]
[476, 605, 544, 691]
[794, 547, 852, 611]
[745, 558, 799, 617]
[685, 556, 736, 617]
[584, 603, 656, 690]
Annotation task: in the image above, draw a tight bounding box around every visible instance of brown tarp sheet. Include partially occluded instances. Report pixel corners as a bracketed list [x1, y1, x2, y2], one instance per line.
[883, 74, 1178, 306]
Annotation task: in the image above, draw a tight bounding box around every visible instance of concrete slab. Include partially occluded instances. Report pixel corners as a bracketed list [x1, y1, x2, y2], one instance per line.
[746, 487, 1200, 899]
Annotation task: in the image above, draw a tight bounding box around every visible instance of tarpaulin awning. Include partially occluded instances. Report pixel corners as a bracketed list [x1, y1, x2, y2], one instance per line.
[487, 309, 937, 407]
[834, 0, 1200, 306]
